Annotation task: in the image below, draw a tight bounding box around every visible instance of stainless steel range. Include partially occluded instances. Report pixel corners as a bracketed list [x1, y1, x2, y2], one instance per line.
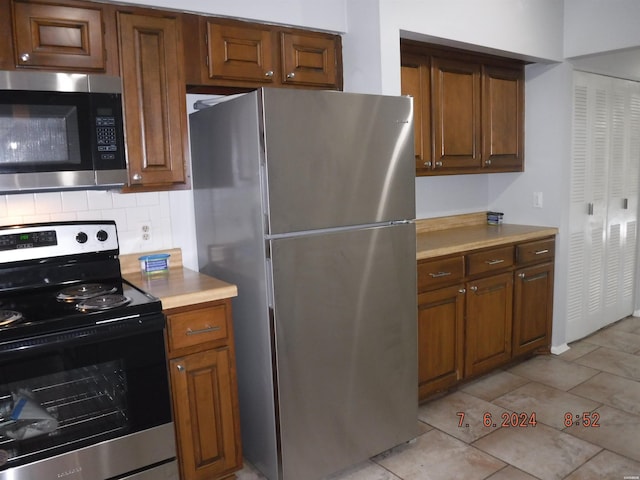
[0, 221, 177, 480]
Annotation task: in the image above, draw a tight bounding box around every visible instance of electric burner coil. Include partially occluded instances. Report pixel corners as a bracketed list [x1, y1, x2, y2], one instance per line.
[57, 283, 118, 302]
[76, 294, 132, 312]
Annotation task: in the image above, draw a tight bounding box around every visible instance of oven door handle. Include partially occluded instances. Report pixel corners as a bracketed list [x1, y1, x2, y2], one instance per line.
[0, 313, 166, 358]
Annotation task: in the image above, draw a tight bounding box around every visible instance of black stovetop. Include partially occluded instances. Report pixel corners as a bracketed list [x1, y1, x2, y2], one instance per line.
[0, 278, 162, 344]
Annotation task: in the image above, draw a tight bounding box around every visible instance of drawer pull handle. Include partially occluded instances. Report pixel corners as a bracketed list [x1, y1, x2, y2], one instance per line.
[186, 325, 221, 336]
[534, 249, 549, 255]
[485, 259, 505, 265]
[429, 271, 451, 278]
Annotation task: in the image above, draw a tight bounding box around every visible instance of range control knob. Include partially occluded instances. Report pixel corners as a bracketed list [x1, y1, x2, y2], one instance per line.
[76, 232, 88, 244]
[96, 230, 109, 242]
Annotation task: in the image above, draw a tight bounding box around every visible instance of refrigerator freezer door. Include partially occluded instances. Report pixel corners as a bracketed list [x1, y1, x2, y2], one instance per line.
[270, 223, 418, 480]
[260, 89, 415, 235]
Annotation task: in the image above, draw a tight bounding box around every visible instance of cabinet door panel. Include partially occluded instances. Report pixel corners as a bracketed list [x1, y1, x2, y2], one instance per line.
[280, 31, 339, 88]
[432, 57, 481, 170]
[206, 22, 275, 83]
[482, 65, 524, 170]
[513, 263, 554, 356]
[118, 12, 188, 188]
[401, 54, 432, 173]
[465, 272, 513, 377]
[13, 1, 106, 70]
[171, 347, 241, 480]
[418, 285, 464, 400]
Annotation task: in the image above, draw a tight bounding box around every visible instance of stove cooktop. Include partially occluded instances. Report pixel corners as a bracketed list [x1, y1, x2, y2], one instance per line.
[0, 279, 162, 344]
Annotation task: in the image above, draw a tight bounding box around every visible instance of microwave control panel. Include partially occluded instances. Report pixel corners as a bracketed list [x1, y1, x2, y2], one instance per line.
[90, 94, 125, 169]
[96, 116, 118, 159]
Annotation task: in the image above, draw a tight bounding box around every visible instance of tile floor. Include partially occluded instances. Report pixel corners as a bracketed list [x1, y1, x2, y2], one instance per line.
[237, 315, 640, 480]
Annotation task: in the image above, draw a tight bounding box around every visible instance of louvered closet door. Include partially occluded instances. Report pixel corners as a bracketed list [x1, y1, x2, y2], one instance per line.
[567, 72, 640, 342]
[607, 80, 640, 321]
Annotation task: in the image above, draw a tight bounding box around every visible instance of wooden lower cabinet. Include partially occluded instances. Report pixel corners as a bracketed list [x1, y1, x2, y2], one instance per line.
[417, 235, 555, 402]
[464, 272, 513, 377]
[165, 300, 242, 480]
[417, 284, 464, 399]
[513, 262, 554, 357]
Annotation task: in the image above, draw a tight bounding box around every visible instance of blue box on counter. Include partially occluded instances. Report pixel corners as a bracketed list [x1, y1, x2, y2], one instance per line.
[138, 254, 170, 274]
[487, 211, 504, 225]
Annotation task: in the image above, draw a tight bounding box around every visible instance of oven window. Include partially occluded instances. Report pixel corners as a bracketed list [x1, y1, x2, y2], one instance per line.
[0, 327, 171, 471]
[0, 104, 82, 165]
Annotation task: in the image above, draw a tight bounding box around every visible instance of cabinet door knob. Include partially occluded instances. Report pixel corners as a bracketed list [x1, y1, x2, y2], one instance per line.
[265, 70, 274, 78]
[20, 53, 30, 62]
[132, 173, 142, 182]
[469, 285, 478, 292]
[458, 288, 466, 294]
[485, 159, 492, 166]
[435, 161, 443, 167]
[286, 72, 296, 79]
[424, 161, 432, 168]
[518, 273, 526, 278]
[176, 364, 185, 372]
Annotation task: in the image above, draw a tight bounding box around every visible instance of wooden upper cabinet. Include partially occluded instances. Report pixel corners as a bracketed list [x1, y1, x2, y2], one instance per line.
[482, 65, 524, 171]
[184, 16, 342, 90]
[400, 41, 525, 176]
[401, 54, 431, 173]
[280, 31, 339, 88]
[117, 11, 189, 190]
[11, 0, 107, 71]
[432, 57, 482, 172]
[206, 21, 275, 83]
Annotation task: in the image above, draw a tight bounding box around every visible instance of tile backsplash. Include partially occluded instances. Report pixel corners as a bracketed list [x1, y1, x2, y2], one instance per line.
[0, 190, 175, 254]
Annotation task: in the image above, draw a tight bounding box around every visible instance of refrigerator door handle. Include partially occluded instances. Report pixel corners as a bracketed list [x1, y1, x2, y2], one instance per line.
[390, 220, 414, 225]
[265, 257, 275, 308]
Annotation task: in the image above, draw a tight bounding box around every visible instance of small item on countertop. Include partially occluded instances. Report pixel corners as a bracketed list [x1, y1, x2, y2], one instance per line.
[139, 254, 170, 275]
[487, 211, 504, 225]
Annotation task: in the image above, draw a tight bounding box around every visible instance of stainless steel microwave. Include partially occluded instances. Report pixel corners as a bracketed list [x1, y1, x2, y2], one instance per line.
[0, 70, 127, 194]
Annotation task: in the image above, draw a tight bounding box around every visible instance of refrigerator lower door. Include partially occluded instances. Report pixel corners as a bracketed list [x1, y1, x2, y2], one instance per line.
[269, 223, 418, 480]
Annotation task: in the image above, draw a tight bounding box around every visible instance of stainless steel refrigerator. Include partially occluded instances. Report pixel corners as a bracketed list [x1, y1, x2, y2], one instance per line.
[189, 88, 418, 480]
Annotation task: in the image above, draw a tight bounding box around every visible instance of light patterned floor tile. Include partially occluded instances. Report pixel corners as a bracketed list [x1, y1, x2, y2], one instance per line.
[558, 341, 600, 361]
[582, 328, 640, 353]
[461, 370, 530, 401]
[473, 421, 601, 480]
[325, 460, 401, 480]
[574, 347, 640, 381]
[565, 405, 640, 462]
[374, 429, 505, 480]
[486, 466, 540, 480]
[493, 381, 601, 429]
[570, 371, 640, 416]
[564, 450, 640, 480]
[507, 355, 599, 390]
[418, 391, 510, 442]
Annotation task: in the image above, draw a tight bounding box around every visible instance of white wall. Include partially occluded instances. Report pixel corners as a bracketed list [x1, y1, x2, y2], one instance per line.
[102, 0, 347, 32]
[564, 0, 640, 58]
[488, 62, 574, 347]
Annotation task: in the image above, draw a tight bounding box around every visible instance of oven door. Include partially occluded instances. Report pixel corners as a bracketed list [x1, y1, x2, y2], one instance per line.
[0, 314, 175, 479]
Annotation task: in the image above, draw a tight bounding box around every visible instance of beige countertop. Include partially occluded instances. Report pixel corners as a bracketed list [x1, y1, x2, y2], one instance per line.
[416, 213, 559, 261]
[121, 249, 237, 310]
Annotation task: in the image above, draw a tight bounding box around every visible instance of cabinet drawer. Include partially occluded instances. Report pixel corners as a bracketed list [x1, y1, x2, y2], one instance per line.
[467, 245, 514, 276]
[516, 238, 555, 265]
[167, 304, 228, 351]
[418, 256, 464, 292]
